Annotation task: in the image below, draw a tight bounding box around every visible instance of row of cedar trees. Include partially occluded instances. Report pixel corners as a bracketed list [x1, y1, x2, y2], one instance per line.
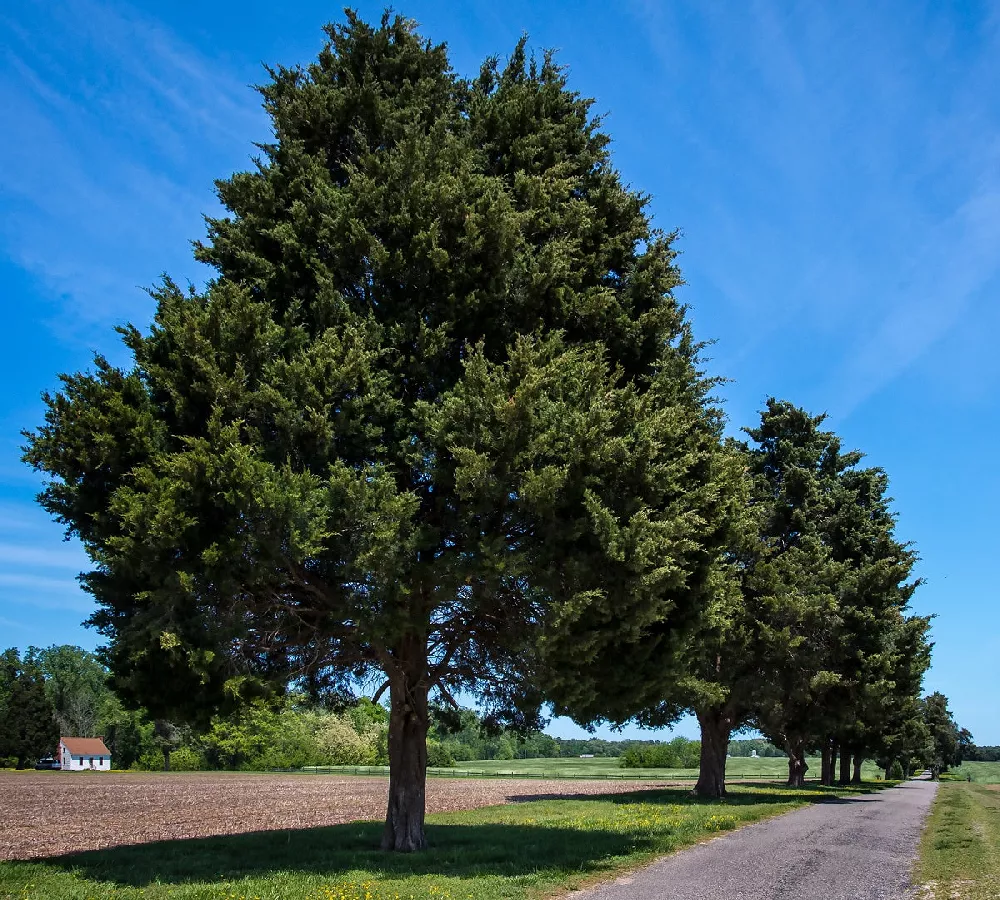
[23, 13, 932, 851]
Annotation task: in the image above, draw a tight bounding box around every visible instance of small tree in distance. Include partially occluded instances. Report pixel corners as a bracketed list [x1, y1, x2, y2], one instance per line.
[0, 649, 59, 768]
[24, 13, 737, 850]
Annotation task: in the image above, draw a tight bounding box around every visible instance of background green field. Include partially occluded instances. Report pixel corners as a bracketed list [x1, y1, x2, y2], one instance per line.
[950, 761, 1000, 783]
[300, 755, 885, 780]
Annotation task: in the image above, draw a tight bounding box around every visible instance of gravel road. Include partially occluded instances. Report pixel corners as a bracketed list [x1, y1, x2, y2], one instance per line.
[581, 778, 938, 900]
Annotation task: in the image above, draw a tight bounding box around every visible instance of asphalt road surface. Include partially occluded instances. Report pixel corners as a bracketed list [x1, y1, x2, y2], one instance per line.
[581, 778, 938, 900]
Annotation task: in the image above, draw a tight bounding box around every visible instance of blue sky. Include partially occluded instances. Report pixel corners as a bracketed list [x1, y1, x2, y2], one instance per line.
[1, 1, 998, 744]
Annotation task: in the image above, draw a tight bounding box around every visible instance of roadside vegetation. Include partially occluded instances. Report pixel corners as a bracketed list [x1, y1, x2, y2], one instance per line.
[0, 782, 888, 900]
[917, 782, 1000, 899]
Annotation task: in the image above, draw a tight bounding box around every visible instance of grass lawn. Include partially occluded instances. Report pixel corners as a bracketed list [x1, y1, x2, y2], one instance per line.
[916, 782, 1000, 899]
[949, 761, 1000, 784]
[0, 782, 888, 900]
[318, 755, 884, 781]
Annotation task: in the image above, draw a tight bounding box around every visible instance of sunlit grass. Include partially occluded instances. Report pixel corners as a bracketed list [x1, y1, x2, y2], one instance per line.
[916, 782, 1000, 899]
[304, 755, 884, 782]
[948, 762, 1000, 784]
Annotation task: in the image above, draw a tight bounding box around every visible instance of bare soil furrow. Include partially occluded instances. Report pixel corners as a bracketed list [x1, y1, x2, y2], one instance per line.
[0, 771, 673, 860]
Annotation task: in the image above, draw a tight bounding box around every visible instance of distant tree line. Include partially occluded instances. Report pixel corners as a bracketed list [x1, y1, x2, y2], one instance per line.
[963, 745, 1000, 762]
[728, 739, 785, 758]
[2, 644, 976, 783]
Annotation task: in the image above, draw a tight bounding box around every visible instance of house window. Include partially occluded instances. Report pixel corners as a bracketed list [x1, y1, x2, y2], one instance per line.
[89, 757, 94, 766]
[98, 757, 103, 764]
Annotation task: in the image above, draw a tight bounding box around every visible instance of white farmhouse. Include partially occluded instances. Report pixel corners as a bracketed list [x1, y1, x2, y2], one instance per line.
[58, 737, 112, 771]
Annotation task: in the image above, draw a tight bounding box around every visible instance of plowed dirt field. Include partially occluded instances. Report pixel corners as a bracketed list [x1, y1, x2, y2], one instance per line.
[0, 772, 672, 860]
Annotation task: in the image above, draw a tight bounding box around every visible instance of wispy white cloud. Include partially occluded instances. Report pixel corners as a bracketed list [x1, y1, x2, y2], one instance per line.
[830, 168, 1000, 417]
[0, 541, 87, 571]
[0, 572, 83, 594]
[0, 0, 267, 346]
[630, 0, 1000, 420]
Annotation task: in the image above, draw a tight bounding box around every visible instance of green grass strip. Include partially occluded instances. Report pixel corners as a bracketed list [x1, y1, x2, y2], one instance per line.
[916, 782, 1000, 899]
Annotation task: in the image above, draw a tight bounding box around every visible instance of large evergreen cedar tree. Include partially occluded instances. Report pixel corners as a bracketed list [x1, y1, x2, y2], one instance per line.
[639, 401, 929, 796]
[23, 14, 737, 850]
[745, 401, 928, 787]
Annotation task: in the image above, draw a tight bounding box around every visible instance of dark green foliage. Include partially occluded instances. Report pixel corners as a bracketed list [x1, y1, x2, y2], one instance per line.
[620, 736, 700, 768]
[425, 739, 455, 768]
[964, 745, 1000, 762]
[740, 401, 930, 785]
[0, 649, 59, 767]
[23, 12, 735, 849]
[922, 692, 964, 773]
[742, 401, 858, 778]
[728, 739, 784, 758]
[632, 400, 931, 795]
[889, 760, 904, 779]
[101, 707, 156, 769]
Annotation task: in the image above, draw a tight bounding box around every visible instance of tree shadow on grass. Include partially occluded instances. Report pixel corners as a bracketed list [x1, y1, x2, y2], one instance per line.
[507, 782, 888, 806]
[16, 783, 894, 890]
[19, 822, 654, 888]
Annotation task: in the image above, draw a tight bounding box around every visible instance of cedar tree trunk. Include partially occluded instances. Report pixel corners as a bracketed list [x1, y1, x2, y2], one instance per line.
[852, 753, 863, 784]
[839, 747, 851, 785]
[162, 747, 171, 771]
[693, 708, 731, 798]
[821, 742, 832, 786]
[381, 666, 430, 852]
[786, 741, 808, 787]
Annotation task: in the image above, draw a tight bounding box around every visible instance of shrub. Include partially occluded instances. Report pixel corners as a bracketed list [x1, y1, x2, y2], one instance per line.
[169, 747, 204, 771]
[133, 750, 164, 771]
[620, 738, 701, 768]
[426, 739, 455, 768]
[315, 714, 378, 765]
[889, 761, 904, 780]
[447, 741, 475, 762]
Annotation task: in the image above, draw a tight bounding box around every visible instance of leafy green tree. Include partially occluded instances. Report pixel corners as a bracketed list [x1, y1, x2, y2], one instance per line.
[0, 650, 59, 767]
[963, 743, 1000, 762]
[619, 736, 701, 768]
[168, 746, 205, 771]
[0, 649, 19, 766]
[426, 739, 455, 768]
[152, 719, 184, 771]
[875, 700, 932, 777]
[101, 706, 156, 769]
[921, 692, 962, 775]
[28, 645, 114, 737]
[727, 739, 784, 757]
[24, 14, 735, 850]
[314, 712, 380, 765]
[619, 400, 928, 795]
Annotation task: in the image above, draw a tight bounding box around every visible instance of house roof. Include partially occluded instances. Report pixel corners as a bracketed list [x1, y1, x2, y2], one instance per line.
[60, 737, 111, 756]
